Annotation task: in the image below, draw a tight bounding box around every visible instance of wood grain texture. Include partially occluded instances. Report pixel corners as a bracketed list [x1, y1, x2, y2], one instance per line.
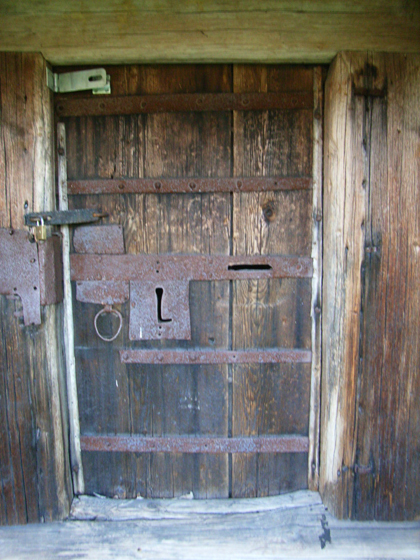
[57, 124, 84, 495]
[320, 52, 420, 520]
[1, 491, 419, 560]
[231, 65, 313, 497]
[0, 1, 419, 64]
[66, 63, 314, 500]
[0, 53, 72, 525]
[308, 66, 324, 491]
[67, 65, 232, 499]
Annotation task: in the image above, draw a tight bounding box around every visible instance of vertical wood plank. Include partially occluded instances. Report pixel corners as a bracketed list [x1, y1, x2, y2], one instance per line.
[320, 52, 367, 519]
[57, 123, 84, 495]
[320, 52, 420, 520]
[0, 53, 72, 524]
[133, 65, 231, 498]
[308, 66, 324, 491]
[231, 65, 313, 498]
[67, 65, 232, 499]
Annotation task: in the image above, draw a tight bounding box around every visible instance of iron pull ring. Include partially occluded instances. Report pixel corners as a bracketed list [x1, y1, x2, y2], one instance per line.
[94, 305, 123, 342]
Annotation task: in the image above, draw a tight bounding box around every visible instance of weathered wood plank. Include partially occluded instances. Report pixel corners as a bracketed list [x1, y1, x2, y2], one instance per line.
[0, 53, 72, 524]
[231, 65, 313, 497]
[0, 491, 419, 560]
[0, 2, 419, 64]
[67, 65, 233, 499]
[128, 65, 231, 499]
[57, 124, 84, 495]
[320, 52, 420, 520]
[308, 66, 324, 491]
[320, 52, 367, 519]
[69, 490, 322, 520]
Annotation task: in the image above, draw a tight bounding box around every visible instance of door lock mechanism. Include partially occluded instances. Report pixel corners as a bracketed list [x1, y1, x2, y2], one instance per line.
[34, 217, 47, 243]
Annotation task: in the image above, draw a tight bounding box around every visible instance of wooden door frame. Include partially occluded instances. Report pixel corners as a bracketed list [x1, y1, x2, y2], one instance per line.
[2, 51, 418, 523]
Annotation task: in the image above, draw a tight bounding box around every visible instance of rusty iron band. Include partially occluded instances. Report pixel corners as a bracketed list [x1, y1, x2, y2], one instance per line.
[55, 91, 313, 118]
[120, 349, 311, 365]
[67, 177, 312, 196]
[71, 254, 313, 282]
[80, 435, 309, 454]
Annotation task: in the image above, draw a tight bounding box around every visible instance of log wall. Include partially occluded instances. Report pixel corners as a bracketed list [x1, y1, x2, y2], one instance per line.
[320, 52, 420, 520]
[0, 53, 72, 524]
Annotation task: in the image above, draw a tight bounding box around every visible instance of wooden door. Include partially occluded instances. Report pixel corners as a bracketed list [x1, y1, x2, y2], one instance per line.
[59, 64, 316, 499]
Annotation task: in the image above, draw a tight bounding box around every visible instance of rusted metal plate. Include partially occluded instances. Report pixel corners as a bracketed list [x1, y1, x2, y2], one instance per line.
[67, 177, 312, 195]
[71, 254, 313, 282]
[80, 435, 309, 454]
[73, 225, 125, 254]
[38, 235, 64, 306]
[0, 229, 41, 325]
[76, 281, 129, 305]
[120, 349, 312, 364]
[129, 280, 191, 340]
[56, 91, 313, 118]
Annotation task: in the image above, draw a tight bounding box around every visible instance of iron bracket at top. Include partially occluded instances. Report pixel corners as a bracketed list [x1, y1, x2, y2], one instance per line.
[47, 67, 111, 95]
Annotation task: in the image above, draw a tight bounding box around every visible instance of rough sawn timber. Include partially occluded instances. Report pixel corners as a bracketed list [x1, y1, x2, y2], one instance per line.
[320, 52, 420, 520]
[0, 491, 419, 559]
[0, 1, 419, 64]
[0, 53, 72, 524]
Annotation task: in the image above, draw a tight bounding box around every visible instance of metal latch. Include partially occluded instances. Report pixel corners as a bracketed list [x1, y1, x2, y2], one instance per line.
[46, 68, 111, 95]
[24, 209, 107, 227]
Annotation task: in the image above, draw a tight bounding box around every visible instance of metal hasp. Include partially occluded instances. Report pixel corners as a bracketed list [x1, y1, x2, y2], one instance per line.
[0, 229, 63, 325]
[47, 67, 111, 94]
[71, 225, 313, 341]
[24, 209, 106, 227]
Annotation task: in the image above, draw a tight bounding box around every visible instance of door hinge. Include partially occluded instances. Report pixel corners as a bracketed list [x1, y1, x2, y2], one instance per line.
[339, 462, 374, 477]
[46, 67, 111, 95]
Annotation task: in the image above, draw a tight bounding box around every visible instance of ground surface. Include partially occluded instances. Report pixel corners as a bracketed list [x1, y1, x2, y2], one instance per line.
[0, 491, 418, 559]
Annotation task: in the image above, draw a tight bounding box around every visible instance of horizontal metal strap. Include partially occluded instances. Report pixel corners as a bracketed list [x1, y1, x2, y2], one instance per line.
[81, 435, 309, 454]
[55, 91, 313, 117]
[71, 254, 313, 282]
[120, 349, 311, 365]
[24, 209, 105, 226]
[68, 177, 312, 195]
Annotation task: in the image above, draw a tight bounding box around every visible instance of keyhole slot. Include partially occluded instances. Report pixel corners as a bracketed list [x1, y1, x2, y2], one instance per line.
[156, 288, 172, 323]
[228, 264, 272, 271]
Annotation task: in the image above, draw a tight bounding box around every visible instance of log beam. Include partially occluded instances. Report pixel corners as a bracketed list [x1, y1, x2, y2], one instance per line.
[320, 52, 420, 520]
[0, 1, 419, 65]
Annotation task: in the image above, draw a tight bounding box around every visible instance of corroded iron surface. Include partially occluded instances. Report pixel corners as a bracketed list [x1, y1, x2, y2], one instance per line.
[76, 281, 129, 305]
[56, 91, 313, 118]
[72, 254, 312, 340]
[129, 280, 191, 340]
[70, 254, 313, 282]
[68, 176, 312, 195]
[120, 349, 312, 364]
[73, 225, 125, 254]
[0, 229, 40, 325]
[80, 435, 309, 454]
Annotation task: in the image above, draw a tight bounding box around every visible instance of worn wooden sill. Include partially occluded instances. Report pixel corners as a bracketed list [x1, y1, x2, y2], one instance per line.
[0, 491, 419, 559]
